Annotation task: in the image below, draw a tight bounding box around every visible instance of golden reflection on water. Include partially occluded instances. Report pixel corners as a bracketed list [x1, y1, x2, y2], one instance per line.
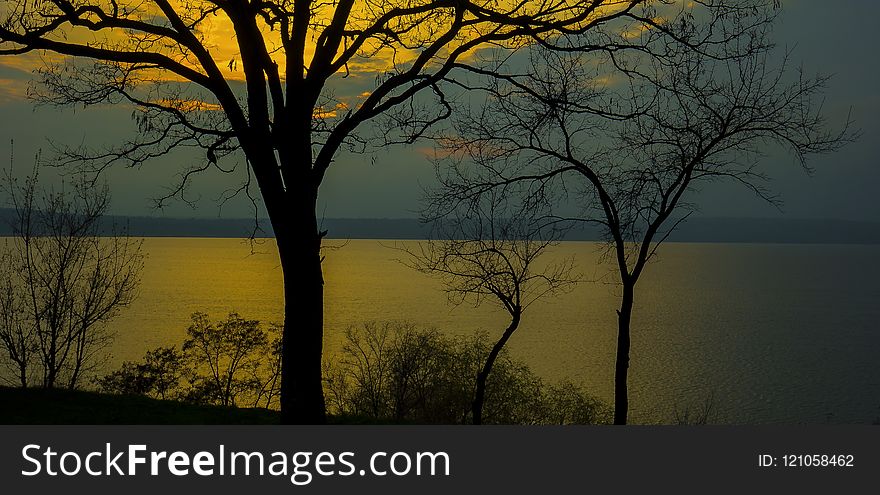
[41, 238, 880, 423]
[111, 239, 622, 403]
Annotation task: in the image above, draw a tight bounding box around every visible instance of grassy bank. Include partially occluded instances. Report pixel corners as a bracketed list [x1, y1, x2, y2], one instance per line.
[0, 386, 280, 424]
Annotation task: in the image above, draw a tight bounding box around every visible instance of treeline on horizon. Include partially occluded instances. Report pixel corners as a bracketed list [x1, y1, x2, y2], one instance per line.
[1, 208, 880, 244]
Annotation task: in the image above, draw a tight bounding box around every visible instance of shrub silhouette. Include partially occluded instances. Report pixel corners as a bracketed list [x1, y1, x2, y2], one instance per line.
[99, 312, 281, 408]
[97, 346, 185, 400]
[101, 318, 608, 423]
[324, 321, 609, 424]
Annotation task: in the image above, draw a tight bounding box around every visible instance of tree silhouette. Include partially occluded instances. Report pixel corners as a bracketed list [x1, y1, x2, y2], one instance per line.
[0, 163, 143, 389]
[183, 312, 268, 407]
[428, 2, 854, 423]
[0, 0, 679, 423]
[405, 190, 574, 424]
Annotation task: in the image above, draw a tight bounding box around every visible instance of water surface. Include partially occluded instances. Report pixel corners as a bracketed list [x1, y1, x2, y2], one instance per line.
[14, 238, 880, 424]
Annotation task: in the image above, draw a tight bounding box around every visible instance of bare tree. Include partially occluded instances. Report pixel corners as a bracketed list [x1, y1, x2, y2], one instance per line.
[0, 246, 34, 387]
[429, 2, 854, 423]
[0, 165, 143, 389]
[406, 190, 575, 424]
[182, 312, 268, 407]
[0, 0, 730, 422]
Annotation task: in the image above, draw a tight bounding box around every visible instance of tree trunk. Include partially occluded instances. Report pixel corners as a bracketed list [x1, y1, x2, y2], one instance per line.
[614, 282, 635, 425]
[275, 191, 327, 424]
[473, 310, 521, 425]
[18, 361, 27, 388]
[44, 342, 57, 389]
[68, 328, 86, 390]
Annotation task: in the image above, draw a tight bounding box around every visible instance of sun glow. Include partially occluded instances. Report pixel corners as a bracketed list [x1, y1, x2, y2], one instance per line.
[0, 1, 642, 106]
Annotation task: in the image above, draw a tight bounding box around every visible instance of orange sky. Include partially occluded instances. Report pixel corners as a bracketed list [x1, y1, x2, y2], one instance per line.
[0, 0, 657, 104]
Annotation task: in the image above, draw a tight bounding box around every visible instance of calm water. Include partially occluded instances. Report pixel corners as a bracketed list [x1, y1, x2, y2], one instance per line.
[12, 238, 880, 424]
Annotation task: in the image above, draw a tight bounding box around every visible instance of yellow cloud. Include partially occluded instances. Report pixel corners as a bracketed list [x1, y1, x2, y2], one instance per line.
[313, 102, 351, 120]
[150, 98, 223, 112]
[0, 1, 639, 105]
[0, 77, 27, 103]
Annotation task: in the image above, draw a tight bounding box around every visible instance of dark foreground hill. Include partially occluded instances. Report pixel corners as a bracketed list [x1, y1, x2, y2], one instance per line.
[0, 387, 400, 424]
[0, 386, 279, 424]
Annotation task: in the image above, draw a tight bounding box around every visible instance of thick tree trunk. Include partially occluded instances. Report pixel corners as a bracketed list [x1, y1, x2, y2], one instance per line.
[275, 191, 327, 424]
[473, 310, 521, 425]
[614, 283, 635, 425]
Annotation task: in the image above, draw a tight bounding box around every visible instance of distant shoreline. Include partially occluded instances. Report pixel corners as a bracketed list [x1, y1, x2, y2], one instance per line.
[1, 209, 879, 244]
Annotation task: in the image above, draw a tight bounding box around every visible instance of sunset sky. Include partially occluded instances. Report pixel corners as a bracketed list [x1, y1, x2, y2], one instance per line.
[0, 0, 877, 221]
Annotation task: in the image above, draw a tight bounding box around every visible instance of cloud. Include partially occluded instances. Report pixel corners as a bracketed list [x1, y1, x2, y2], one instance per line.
[620, 16, 666, 40]
[314, 102, 352, 120]
[150, 98, 223, 112]
[0, 78, 27, 103]
[0, 61, 35, 103]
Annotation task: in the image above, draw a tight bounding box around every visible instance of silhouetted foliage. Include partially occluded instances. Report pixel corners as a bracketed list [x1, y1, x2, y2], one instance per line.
[98, 312, 282, 409]
[324, 321, 609, 424]
[403, 191, 575, 424]
[97, 346, 185, 400]
[0, 161, 143, 389]
[182, 312, 267, 407]
[542, 380, 611, 425]
[101, 319, 608, 423]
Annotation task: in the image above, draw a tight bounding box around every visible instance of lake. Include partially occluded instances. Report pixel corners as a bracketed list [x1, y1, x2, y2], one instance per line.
[8, 238, 880, 424]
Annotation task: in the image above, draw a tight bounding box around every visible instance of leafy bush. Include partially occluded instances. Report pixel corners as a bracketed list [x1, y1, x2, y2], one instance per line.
[325, 321, 610, 424]
[97, 346, 185, 400]
[98, 312, 281, 408]
[101, 317, 608, 423]
[540, 380, 611, 425]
